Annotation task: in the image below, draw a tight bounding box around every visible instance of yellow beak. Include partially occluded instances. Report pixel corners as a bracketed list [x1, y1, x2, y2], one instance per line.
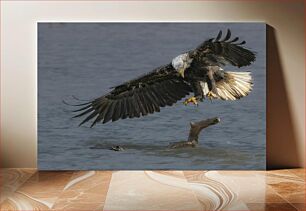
[178, 68, 185, 78]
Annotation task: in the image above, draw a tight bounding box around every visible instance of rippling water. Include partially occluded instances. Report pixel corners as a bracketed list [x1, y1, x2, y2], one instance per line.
[38, 23, 266, 170]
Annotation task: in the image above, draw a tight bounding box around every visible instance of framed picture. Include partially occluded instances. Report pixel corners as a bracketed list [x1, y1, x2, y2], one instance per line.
[38, 22, 266, 170]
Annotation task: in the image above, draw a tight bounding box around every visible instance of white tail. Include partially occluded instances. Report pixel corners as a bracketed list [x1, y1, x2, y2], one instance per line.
[201, 71, 253, 100]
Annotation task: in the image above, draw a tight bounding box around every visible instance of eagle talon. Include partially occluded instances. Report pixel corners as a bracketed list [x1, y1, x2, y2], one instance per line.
[207, 91, 214, 100]
[183, 97, 198, 106]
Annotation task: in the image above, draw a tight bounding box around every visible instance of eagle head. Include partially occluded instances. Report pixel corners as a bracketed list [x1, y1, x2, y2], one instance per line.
[171, 53, 192, 78]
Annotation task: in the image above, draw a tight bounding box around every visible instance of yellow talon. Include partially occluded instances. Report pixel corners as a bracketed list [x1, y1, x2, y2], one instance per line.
[207, 91, 214, 100]
[183, 96, 198, 106]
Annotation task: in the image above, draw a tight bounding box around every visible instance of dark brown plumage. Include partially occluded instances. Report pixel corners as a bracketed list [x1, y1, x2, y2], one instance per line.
[72, 29, 256, 127]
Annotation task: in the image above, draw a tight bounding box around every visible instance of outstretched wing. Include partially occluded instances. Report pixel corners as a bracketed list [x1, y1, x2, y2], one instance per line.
[193, 29, 256, 67]
[73, 64, 192, 127]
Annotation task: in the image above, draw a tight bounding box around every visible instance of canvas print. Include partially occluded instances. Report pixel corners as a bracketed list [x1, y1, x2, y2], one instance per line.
[38, 23, 266, 170]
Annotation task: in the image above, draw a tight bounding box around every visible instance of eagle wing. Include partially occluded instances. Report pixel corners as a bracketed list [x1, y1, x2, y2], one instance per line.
[193, 29, 256, 67]
[73, 63, 192, 127]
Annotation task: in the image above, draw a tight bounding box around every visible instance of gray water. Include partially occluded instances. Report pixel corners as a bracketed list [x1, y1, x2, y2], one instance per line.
[38, 23, 266, 170]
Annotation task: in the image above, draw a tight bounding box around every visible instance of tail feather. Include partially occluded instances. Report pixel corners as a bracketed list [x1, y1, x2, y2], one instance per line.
[202, 71, 253, 100]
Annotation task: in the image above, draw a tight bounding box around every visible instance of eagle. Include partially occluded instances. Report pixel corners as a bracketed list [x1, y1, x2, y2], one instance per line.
[72, 29, 255, 127]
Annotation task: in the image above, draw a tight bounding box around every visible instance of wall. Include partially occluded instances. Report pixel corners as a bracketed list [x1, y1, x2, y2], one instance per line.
[1, 1, 304, 168]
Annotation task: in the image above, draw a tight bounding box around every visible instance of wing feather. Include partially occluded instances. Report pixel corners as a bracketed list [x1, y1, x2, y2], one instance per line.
[194, 29, 256, 67]
[136, 91, 148, 116]
[103, 101, 115, 124]
[146, 88, 160, 112]
[127, 98, 135, 119]
[73, 63, 192, 126]
[150, 85, 167, 107]
[142, 90, 155, 114]
[121, 98, 129, 119]
[112, 100, 122, 122]
[131, 95, 141, 118]
[91, 101, 109, 126]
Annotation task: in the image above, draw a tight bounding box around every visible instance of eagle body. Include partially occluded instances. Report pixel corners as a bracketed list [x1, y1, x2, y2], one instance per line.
[172, 52, 252, 101]
[72, 29, 256, 127]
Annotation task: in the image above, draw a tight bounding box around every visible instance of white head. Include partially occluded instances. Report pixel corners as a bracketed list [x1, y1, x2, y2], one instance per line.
[171, 53, 192, 78]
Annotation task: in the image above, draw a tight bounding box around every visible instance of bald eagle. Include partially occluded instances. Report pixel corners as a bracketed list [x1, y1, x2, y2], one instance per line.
[72, 29, 255, 127]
